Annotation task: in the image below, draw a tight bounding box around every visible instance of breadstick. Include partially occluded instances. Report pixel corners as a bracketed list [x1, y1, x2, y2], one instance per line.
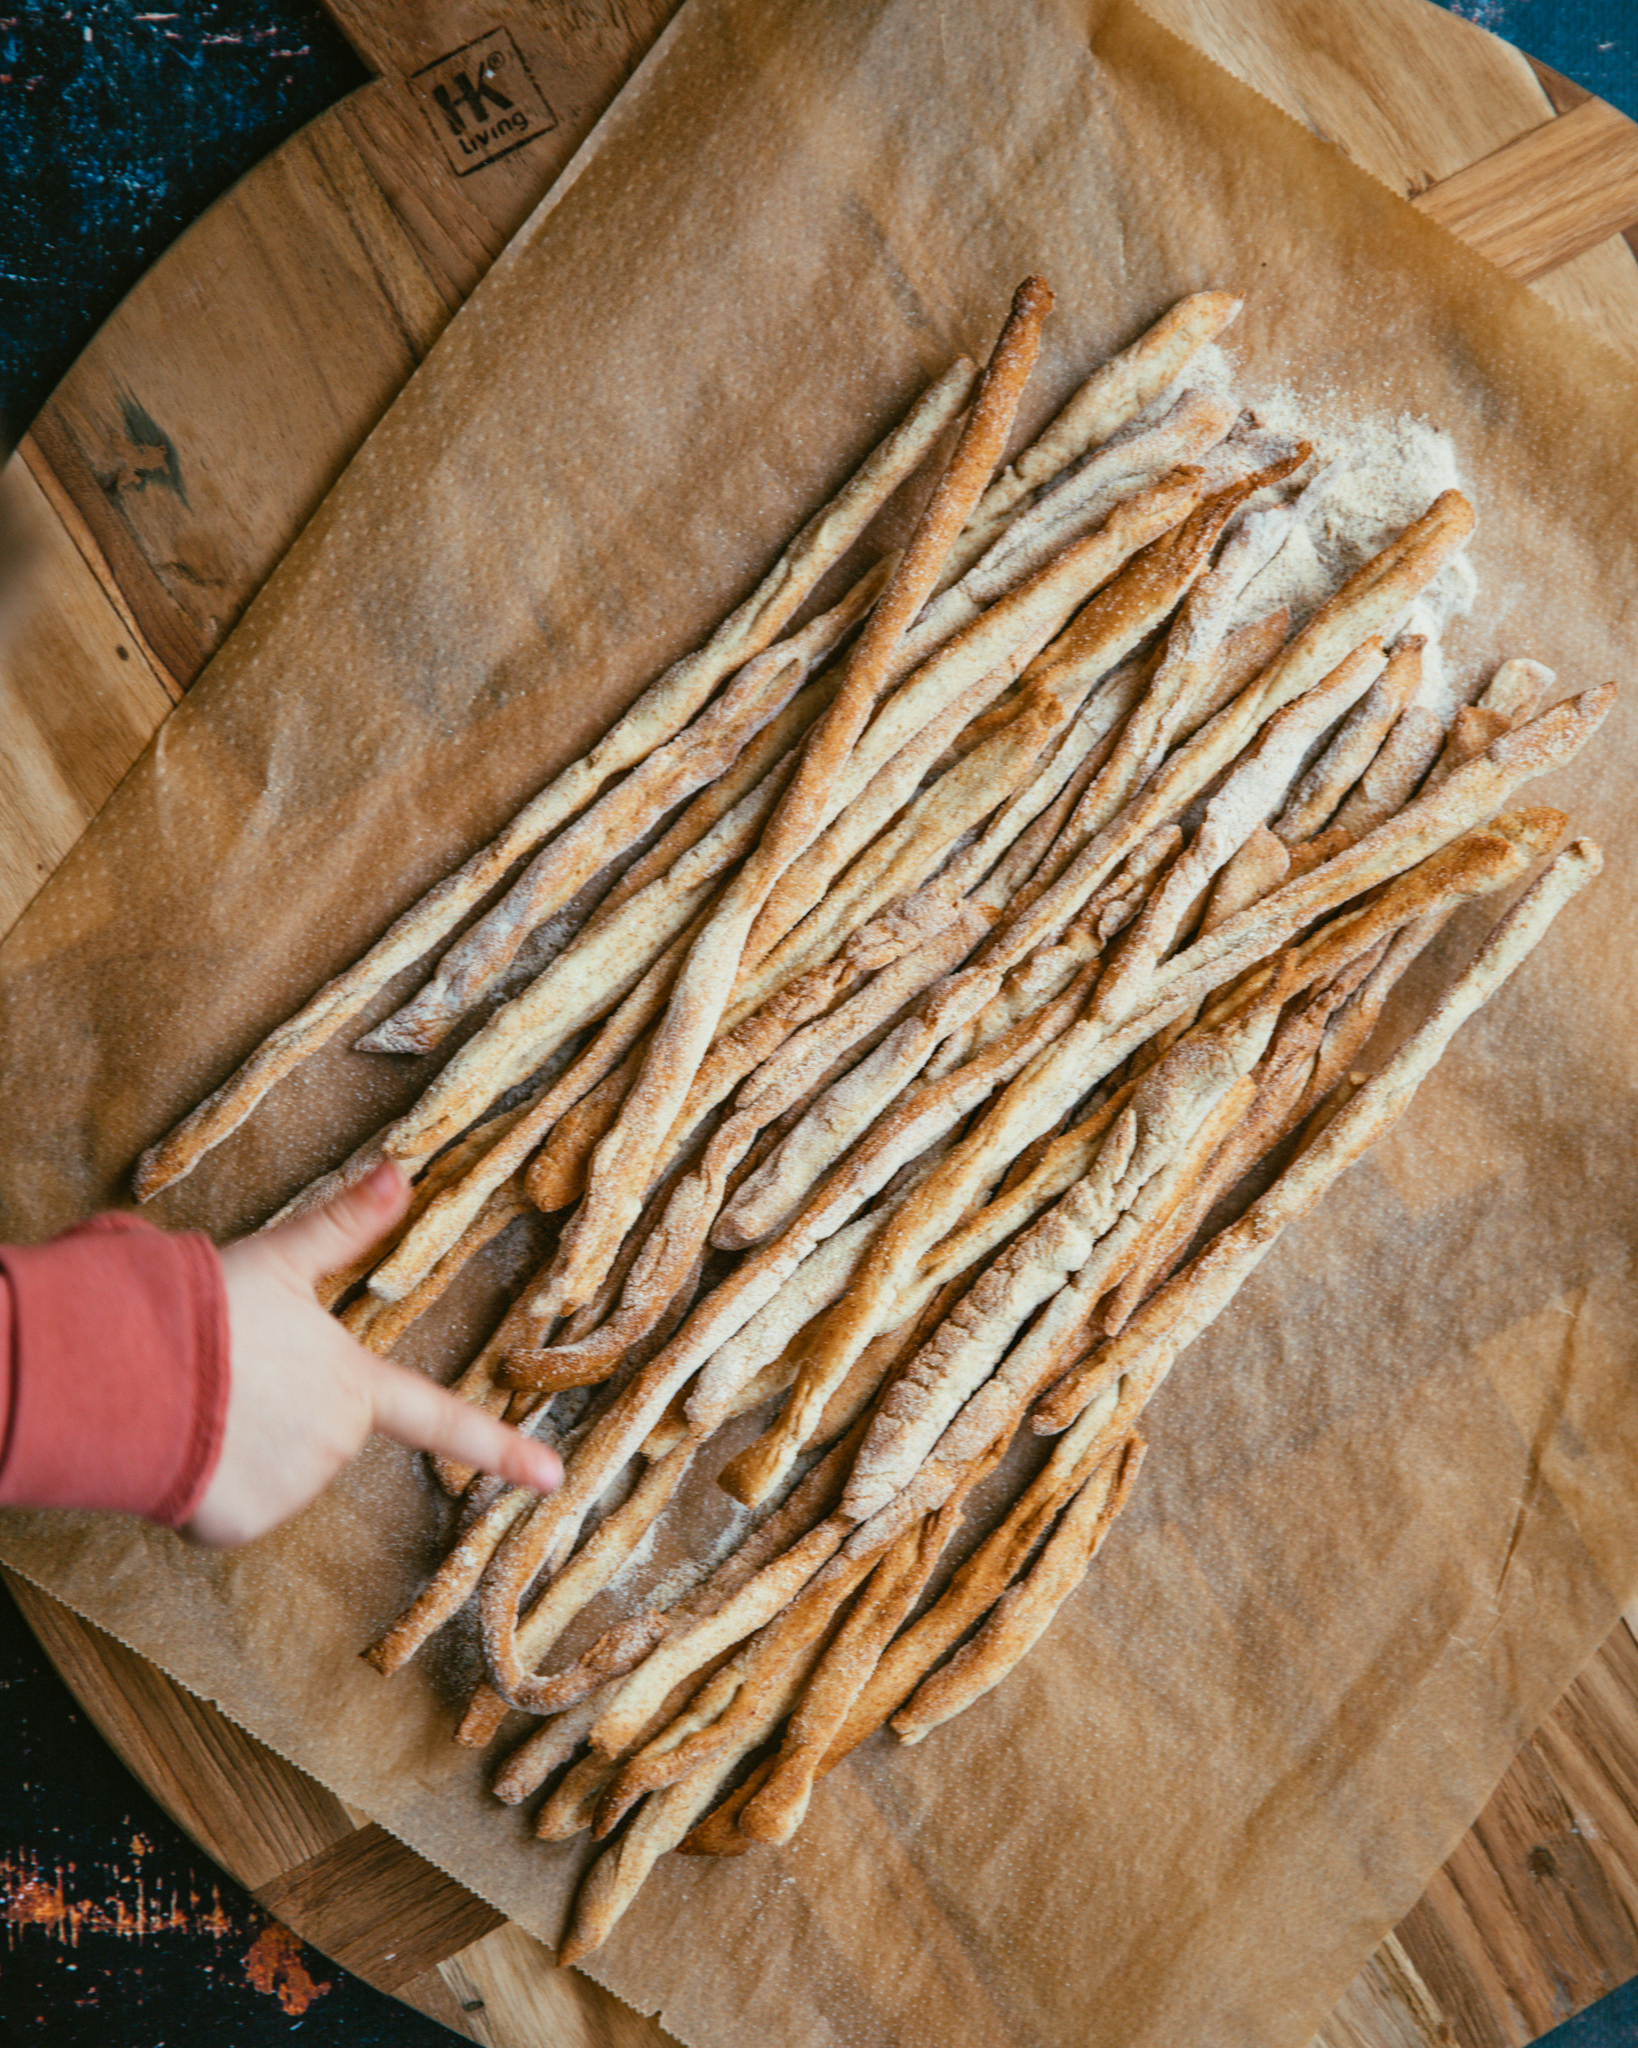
[737, 1491, 975, 1844]
[1479, 656, 1553, 724]
[475, 1413, 873, 1724]
[369, 573, 888, 1053]
[1034, 481, 1312, 876]
[839, 989, 1278, 1520]
[1272, 635, 1424, 845]
[907, 393, 1235, 661]
[341, 1174, 529, 1354]
[1088, 636, 1388, 1022]
[492, 1683, 616, 1806]
[1198, 825, 1289, 939]
[362, 1483, 535, 1678]
[132, 363, 976, 1202]
[1330, 704, 1445, 837]
[551, 281, 1056, 1311]
[556, 1636, 825, 1967]
[371, 752, 801, 1181]
[592, 1546, 884, 1835]
[984, 493, 1475, 986]
[892, 1436, 1146, 1742]
[949, 290, 1242, 577]
[1033, 836, 1605, 1437]
[1425, 703, 1511, 789]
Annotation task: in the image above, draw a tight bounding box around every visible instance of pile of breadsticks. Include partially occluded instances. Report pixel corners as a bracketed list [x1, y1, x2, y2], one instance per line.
[135, 279, 1615, 1961]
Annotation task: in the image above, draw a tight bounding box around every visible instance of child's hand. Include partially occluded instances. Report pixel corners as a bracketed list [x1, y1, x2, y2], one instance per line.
[188, 1160, 561, 1547]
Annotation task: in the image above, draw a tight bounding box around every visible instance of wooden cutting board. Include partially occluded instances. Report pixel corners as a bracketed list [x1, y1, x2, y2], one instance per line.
[5, 3, 1638, 2043]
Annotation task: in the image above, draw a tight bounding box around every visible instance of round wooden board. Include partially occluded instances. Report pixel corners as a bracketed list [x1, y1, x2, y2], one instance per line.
[6, 3, 1638, 2043]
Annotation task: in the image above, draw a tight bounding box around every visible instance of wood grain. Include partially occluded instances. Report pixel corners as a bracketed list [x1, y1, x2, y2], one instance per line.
[8, 2, 1638, 2044]
[1416, 96, 1638, 282]
[0, 0, 681, 941]
[254, 1824, 507, 1992]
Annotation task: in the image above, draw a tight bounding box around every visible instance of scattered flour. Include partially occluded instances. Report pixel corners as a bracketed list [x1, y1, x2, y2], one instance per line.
[1117, 337, 1478, 719]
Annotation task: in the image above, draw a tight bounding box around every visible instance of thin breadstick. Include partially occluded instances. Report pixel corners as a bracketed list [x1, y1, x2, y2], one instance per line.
[1033, 836, 1605, 1437]
[892, 1436, 1146, 1742]
[341, 1175, 530, 1353]
[1330, 704, 1445, 837]
[556, 1637, 826, 1967]
[526, 1059, 637, 1213]
[132, 363, 976, 1202]
[551, 281, 1057, 1311]
[591, 1548, 882, 1835]
[1198, 824, 1289, 939]
[839, 992, 1276, 1520]
[1031, 479, 1313, 877]
[362, 1483, 534, 1678]
[492, 1683, 616, 1806]
[983, 493, 1475, 985]
[738, 1461, 1001, 1843]
[1272, 635, 1424, 845]
[374, 751, 797, 1180]
[1480, 656, 1553, 724]
[474, 1417, 872, 1726]
[1425, 703, 1511, 789]
[1088, 636, 1388, 1022]
[949, 290, 1242, 577]
[765, 693, 1607, 1460]
[580, 1513, 853, 1760]
[369, 573, 889, 1053]
[906, 392, 1235, 663]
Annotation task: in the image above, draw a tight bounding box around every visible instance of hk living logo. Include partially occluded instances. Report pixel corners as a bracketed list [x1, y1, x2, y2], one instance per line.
[411, 27, 558, 177]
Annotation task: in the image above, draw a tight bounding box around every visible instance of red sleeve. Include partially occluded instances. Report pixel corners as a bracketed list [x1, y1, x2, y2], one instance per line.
[0, 1215, 230, 1527]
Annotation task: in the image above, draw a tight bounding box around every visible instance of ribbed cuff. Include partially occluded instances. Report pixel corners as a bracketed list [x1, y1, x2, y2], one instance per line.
[0, 1214, 231, 1526]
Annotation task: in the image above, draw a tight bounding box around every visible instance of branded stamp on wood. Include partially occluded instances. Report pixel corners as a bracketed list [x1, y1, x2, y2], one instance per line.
[409, 28, 559, 178]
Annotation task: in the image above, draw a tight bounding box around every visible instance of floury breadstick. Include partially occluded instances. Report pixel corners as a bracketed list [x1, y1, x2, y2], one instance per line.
[550, 281, 1059, 1313]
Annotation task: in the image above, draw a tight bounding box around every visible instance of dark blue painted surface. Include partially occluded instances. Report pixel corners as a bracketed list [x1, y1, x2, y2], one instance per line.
[0, 3, 1636, 2043]
[0, 1580, 458, 2044]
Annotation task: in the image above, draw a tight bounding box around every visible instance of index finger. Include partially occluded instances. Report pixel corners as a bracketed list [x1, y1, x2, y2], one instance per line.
[364, 1354, 563, 1494]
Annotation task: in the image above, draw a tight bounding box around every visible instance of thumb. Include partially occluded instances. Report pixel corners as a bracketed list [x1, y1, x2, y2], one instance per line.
[263, 1157, 412, 1284]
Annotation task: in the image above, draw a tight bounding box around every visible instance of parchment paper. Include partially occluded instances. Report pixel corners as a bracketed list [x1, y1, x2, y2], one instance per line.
[3, 2, 1637, 2043]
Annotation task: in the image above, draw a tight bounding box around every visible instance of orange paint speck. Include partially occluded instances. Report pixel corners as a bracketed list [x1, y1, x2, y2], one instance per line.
[242, 1920, 331, 2017]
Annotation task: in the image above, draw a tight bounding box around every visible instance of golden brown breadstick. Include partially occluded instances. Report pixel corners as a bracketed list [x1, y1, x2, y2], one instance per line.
[557, 1637, 825, 1967]
[1330, 704, 1445, 837]
[375, 750, 797, 1179]
[1272, 635, 1424, 846]
[891, 1436, 1146, 1742]
[1425, 703, 1511, 789]
[737, 1492, 972, 1844]
[492, 1684, 615, 1806]
[767, 693, 1607, 1465]
[369, 571, 889, 1053]
[949, 290, 1242, 577]
[1479, 656, 1553, 724]
[551, 281, 1056, 1312]
[341, 1175, 529, 1355]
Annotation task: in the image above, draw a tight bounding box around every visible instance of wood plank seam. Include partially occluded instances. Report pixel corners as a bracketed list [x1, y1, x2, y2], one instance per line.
[252, 1821, 507, 1992]
[1414, 96, 1638, 281]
